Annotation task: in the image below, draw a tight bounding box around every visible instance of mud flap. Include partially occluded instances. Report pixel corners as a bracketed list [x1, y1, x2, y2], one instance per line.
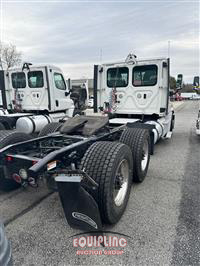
[55, 175, 103, 232]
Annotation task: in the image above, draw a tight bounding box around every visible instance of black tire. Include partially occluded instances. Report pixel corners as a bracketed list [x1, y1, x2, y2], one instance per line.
[38, 122, 62, 137]
[120, 128, 150, 183]
[0, 117, 15, 129]
[170, 113, 175, 131]
[81, 141, 133, 224]
[0, 130, 32, 191]
[0, 122, 5, 130]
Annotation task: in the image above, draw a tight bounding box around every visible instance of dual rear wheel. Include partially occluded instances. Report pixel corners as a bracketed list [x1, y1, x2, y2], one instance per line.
[0, 126, 150, 225]
[81, 127, 150, 224]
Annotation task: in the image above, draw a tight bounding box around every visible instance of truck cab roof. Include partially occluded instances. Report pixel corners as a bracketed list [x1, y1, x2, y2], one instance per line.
[8, 64, 62, 73]
[101, 57, 168, 67]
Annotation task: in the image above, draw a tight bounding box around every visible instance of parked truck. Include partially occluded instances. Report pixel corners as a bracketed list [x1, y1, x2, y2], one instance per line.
[0, 63, 87, 134]
[0, 54, 181, 233]
[70, 79, 89, 114]
[93, 54, 183, 142]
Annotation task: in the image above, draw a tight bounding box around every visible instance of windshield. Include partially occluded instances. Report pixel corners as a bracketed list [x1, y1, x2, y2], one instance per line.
[54, 73, 66, 90]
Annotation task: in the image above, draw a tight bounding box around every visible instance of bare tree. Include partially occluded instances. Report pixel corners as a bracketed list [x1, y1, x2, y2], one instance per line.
[0, 42, 22, 70]
[0, 42, 3, 70]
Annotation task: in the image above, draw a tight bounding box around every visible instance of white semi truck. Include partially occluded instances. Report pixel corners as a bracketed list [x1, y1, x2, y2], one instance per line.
[0, 54, 183, 234]
[70, 79, 89, 114]
[0, 63, 87, 134]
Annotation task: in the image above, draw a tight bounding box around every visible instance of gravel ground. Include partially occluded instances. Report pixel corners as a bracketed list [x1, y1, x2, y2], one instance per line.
[1, 100, 199, 266]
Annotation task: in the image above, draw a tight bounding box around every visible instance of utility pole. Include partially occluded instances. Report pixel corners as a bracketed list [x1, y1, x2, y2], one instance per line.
[100, 48, 102, 63]
[168, 41, 171, 58]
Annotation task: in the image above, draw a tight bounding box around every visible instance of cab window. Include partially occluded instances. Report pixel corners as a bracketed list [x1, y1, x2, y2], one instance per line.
[107, 67, 129, 88]
[28, 71, 44, 88]
[132, 65, 158, 86]
[54, 73, 66, 90]
[11, 72, 26, 89]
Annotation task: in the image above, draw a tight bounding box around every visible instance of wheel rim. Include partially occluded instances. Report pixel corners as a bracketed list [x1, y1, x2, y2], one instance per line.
[113, 159, 129, 207]
[141, 139, 149, 171]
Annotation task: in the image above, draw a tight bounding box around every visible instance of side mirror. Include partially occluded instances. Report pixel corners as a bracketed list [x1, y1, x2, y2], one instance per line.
[193, 76, 199, 87]
[176, 74, 183, 90]
[162, 62, 168, 68]
[169, 90, 174, 97]
[65, 91, 70, 97]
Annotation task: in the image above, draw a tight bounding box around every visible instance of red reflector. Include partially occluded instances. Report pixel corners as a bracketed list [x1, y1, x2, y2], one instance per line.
[6, 156, 13, 162]
[12, 174, 21, 183]
[32, 161, 38, 165]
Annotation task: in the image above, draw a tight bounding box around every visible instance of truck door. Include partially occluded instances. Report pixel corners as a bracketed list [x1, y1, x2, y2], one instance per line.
[10, 70, 26, 111]
[51, 70, 70, 112]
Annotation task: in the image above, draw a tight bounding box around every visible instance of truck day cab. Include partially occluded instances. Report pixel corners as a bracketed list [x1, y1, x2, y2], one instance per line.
[0, 63, 75, 134]
[94, 54, 183, 143]
[0, 54, 182, 234]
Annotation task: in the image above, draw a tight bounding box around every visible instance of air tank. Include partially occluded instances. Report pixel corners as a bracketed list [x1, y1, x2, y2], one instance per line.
[16, 112, 67, 134]
[145, 120, 164, 144]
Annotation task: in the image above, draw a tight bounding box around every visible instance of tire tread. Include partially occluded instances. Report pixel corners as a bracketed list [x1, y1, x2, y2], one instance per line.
[81, 141, 133, 224]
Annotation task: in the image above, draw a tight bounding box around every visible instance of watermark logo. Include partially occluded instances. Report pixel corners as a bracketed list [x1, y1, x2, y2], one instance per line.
[70, 231, 131, 256]
[72, 212, 97, 229]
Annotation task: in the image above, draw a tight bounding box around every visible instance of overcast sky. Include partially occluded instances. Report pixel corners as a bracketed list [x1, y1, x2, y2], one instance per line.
[0, 0, 199, 82]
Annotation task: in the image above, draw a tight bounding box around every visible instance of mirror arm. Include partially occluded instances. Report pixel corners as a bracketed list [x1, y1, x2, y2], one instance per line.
[65, 91, 71, 97]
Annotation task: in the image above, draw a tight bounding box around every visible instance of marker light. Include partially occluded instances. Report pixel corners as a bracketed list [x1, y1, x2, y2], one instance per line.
[19, 169, 28, 180]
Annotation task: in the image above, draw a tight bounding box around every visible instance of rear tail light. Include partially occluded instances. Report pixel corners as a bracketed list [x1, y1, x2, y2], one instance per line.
[6, 156, 13, 162]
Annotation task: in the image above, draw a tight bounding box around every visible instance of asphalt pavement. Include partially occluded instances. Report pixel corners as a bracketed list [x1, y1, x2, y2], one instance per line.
[1, 100, 199, 266]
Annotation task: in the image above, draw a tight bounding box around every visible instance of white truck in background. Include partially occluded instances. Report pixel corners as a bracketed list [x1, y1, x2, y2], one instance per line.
[93, 54, 183, 144]
[181, 92, 200, 100]
[0, 63, 87, 134]
[88, 96, 94, 108]
[70, 79, 89, 114]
